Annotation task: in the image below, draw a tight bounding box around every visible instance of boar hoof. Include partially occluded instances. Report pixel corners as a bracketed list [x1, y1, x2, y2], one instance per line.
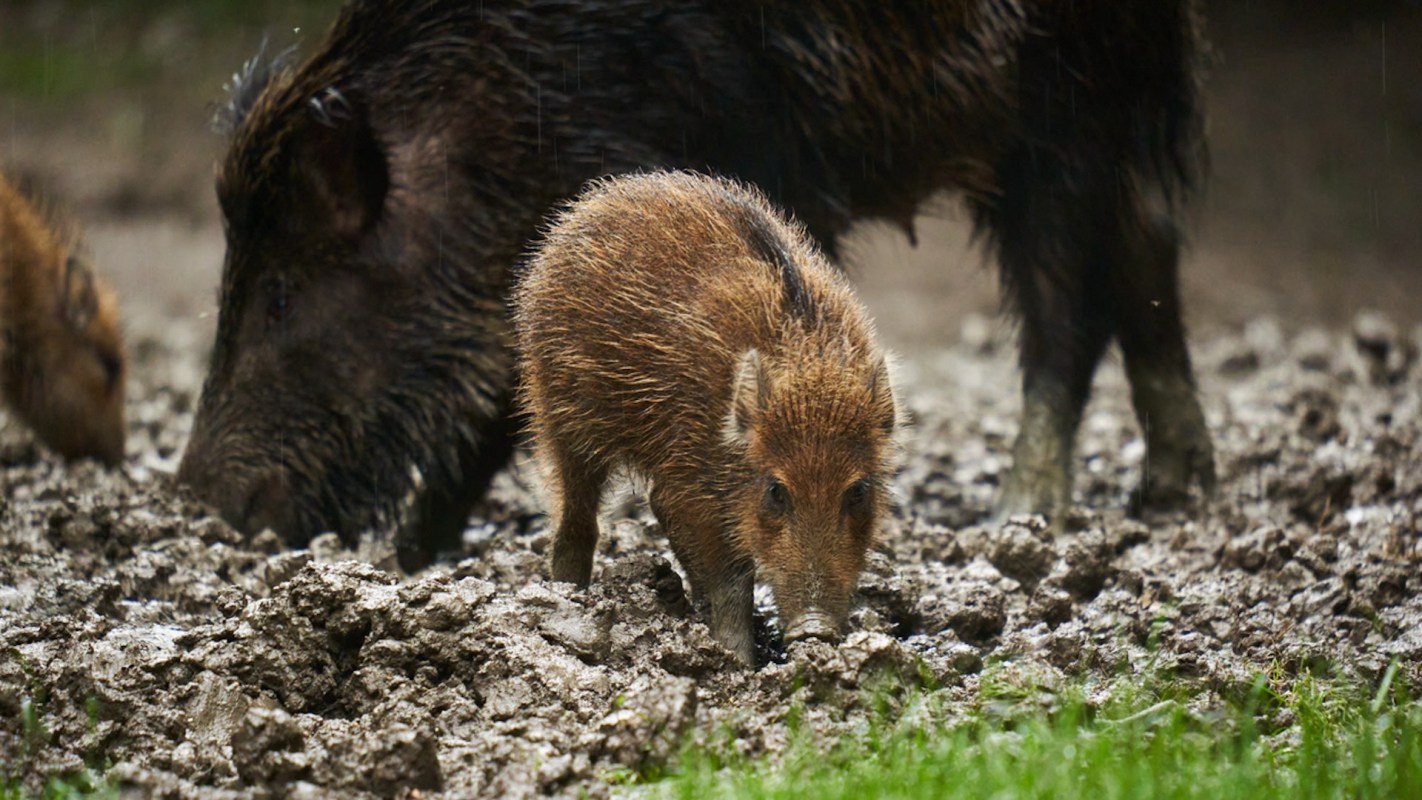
[1129, 440, 1216, 515]
[993, 467, 1069, 525]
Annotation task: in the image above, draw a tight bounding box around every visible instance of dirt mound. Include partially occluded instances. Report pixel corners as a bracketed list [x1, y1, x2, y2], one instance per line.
[2, 314, 1419, 798]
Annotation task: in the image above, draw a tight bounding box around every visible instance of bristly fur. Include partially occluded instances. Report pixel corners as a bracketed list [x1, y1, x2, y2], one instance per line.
[515, 170, 899, 663]
[212, 39, 298, 137]
[718, 182, 819, 325]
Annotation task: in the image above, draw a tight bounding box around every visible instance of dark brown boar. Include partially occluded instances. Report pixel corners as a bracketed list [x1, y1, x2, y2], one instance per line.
[515, 172, 900, 664]
[182, 0, 1213, 565]
[0, 173, 126, 465]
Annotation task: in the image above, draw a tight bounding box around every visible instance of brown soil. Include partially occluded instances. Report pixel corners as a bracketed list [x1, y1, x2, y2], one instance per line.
[2, 310, 1420, 798]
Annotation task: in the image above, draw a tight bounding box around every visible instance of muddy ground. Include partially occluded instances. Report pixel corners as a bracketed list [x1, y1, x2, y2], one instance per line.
[2, 308, 1420, 798]
[3, 1, 1422, 797]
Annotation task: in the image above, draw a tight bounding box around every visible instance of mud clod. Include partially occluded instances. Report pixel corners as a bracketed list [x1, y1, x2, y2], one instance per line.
[1353, 309, 1417, 384]
[232, 704, 308, 788]
[987, 521, 1055, 590]
[916, 578, 1008, 644]
[1028, 584, 1074, 627]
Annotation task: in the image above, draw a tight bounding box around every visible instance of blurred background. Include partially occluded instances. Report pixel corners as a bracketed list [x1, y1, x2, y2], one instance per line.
[1, 0, 1418, 356]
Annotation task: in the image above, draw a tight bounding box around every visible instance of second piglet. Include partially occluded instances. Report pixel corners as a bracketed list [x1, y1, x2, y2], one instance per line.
[514, 171, 900, 665]
[0, 172, 125, 465]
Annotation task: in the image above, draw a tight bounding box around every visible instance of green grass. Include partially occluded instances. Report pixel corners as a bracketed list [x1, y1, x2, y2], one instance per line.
[1, 773, 113, 800]
[2, 674, 113, 800]
[648, 664, 1422, 800]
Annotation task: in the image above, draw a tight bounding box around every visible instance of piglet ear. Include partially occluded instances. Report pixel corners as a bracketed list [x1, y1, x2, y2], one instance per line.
[868, 355, 898, 435]
[60, 254, 98, 330]
[725, 348, 770, 447]
[290, 87, 388, 238]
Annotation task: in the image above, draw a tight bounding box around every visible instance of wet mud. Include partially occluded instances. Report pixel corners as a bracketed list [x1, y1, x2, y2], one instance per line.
[2, 313, 1419, 798]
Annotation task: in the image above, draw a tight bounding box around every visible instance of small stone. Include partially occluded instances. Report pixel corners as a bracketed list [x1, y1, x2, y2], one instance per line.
[988, 522, 1055, 589]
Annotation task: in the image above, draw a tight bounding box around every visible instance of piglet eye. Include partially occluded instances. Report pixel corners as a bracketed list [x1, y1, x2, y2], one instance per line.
[763, 477, 791, 514]
[843, 478, 874, 515]
[98, 351, 122, 393]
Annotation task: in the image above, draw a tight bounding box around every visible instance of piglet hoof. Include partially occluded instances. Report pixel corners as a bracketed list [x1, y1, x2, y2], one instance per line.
[549, 548, 593, 589]
[709, 615, 757, 667]
[717, 633, 756, 668]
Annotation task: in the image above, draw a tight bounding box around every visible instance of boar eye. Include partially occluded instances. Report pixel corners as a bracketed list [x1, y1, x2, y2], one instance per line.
[843, 478, 873, 516]
[763, 477, 791, 515]
[265, 276, 290, 327]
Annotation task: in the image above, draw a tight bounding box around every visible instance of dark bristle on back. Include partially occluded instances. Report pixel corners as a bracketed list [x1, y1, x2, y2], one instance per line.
[721, 187, 817, 323]
[212, 39, 297, 137]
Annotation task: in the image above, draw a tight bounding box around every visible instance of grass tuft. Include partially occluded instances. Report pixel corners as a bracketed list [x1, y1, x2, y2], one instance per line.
[649, 663, 1422, 800]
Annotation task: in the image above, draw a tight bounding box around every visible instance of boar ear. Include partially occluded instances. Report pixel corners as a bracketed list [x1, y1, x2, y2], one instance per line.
[290, 87, 389, 238]
[724, 348, 770, 447]
[868, 355, 897, 435]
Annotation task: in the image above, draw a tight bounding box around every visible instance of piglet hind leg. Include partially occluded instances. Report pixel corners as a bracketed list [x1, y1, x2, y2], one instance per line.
[547, 447, 608, 588]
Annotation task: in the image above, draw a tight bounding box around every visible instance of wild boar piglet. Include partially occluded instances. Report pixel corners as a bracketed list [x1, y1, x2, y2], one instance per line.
[0, 173, 125, 465]
[515, 171, 901, 665]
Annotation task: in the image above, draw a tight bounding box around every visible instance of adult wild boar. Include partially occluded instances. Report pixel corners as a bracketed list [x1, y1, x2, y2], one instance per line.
[180, 0, 1214, 566]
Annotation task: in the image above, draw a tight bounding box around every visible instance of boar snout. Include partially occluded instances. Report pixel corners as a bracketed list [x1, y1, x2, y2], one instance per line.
[239, 472, 295, 537]
[181, 453, 298, 539]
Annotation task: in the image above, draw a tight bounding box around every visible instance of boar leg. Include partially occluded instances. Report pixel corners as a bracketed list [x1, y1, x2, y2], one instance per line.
[984, 173, 1115, 520]
[548, 448, 608, 588]
[1110, 207, 1215, 510]
[396, 414, 518, 572]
